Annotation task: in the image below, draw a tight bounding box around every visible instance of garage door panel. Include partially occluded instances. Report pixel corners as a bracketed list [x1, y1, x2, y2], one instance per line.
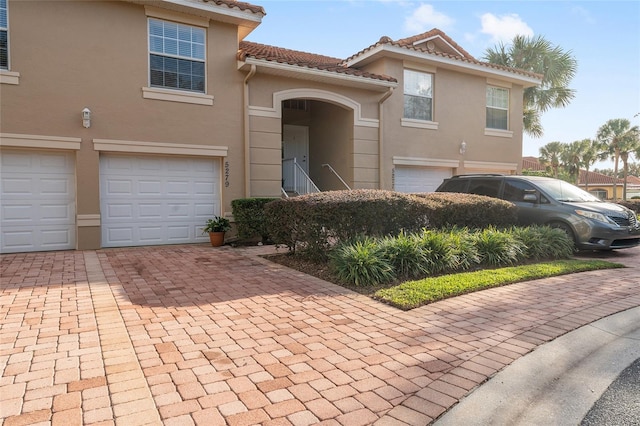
[40, 203, 74, 222]
[166, 226, 191, 241]
[2, 177, 33, 194]
[167, 180, 190, 195]
[106, 227, 134, 244]
[139, 226, 164, 243]
[167, 203, 190, 218]
[2, 226, 75, 252]
[139, 180, 163, 195]
[41, 178, 71, 195]
[41, 228, 74, 247]
[100, 154, 220, 247]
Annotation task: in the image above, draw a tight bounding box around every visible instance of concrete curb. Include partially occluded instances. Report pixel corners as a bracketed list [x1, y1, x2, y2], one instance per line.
[434, 306, 640, 426]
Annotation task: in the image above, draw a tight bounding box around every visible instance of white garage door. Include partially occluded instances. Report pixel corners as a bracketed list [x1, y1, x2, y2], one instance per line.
[394, 166, 452, 193]
[100, 154, 220, 248]
[1, 150, 76, 253]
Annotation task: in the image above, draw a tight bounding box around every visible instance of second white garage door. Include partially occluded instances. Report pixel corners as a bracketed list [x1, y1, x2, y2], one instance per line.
[394, 166, 452, 193]
[100, 154, 220, 248]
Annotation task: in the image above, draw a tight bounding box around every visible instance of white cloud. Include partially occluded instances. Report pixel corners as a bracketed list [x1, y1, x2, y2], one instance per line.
[480, 13, 534, 44]
[404, 4, 454, 33]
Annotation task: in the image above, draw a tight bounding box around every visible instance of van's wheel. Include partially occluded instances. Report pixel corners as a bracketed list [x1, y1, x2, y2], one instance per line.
[549, 222, 577, 249]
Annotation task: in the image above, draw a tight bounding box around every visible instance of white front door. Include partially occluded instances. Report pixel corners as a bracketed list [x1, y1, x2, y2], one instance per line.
[0, 150, 76, 253]
[100, 154, 220, 248]
[283, 125, 309, 174]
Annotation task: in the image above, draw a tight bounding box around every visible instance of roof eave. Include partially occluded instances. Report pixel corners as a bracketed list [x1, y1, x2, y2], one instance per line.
[125, 0, 264, 38]
[239, 57, 398, 91]
[347, 45, 541, 88]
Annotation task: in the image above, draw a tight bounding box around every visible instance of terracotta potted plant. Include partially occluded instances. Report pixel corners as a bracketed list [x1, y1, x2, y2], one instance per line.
[203, 216, 231, 247]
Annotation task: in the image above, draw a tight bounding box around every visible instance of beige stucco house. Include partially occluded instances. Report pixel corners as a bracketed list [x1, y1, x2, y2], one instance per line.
[0, 0, 541, 253]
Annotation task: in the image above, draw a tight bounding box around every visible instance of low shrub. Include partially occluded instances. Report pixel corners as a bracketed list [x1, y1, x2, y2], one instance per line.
[413, 229, 455, 273]
[329, 226, 571, 286]
[330, 238, 395, 286]
[378, 232, 432, 279]
[231, 198, 279, 242]
[510, 226, 574, 260]
[443, 227, 481, 271]
[472, 227, 524, 266]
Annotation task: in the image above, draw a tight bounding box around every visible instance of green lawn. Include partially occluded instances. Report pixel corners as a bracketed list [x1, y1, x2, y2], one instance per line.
[374, 259, 623, 310]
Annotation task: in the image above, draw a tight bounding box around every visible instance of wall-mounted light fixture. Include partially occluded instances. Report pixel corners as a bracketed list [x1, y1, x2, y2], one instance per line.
[459, 140, 467, 155]
[82, 107, 91, 128]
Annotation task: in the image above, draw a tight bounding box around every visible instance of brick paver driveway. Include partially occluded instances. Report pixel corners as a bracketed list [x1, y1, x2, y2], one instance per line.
[1, 245, 639, 426]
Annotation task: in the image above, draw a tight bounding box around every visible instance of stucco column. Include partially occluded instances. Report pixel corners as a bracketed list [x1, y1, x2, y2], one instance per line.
[75, 139, 101, 250]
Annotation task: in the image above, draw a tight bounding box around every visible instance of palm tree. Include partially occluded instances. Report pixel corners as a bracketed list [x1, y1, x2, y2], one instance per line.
[577, 138, 606, 191]
[484, 35, 578, 138]
[538, 141, 565, 178]
[619, 133, 640, 200]
[597, 119, 640, 200]
[560, 141, 583, 184]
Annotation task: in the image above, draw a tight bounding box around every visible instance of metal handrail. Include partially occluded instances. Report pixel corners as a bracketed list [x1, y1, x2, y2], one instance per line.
[282, 157, 320, 195]
[322, 163, 351, 190]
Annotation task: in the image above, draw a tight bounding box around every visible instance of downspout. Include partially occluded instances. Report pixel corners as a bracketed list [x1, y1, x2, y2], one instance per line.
[378, 87, 394, 190]
[243, 64, 257, 198]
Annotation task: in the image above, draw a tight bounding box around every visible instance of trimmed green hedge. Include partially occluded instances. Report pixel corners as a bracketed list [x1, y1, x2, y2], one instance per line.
[231, 198, 279, 242]
[264, 189, 518, 258]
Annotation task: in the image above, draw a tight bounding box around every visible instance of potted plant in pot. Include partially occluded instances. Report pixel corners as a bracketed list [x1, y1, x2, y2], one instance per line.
[203, 216, 231, 247]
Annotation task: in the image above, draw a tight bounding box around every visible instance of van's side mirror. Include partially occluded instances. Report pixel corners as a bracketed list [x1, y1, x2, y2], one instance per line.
[523, 192, 537, 202]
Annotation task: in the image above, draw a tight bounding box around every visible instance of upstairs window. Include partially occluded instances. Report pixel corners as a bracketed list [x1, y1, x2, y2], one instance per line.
[486, 86, 509, 130]
[148, 18, 205, 93]
[0, 0, 8, 69]
[404, 69, 433, 121]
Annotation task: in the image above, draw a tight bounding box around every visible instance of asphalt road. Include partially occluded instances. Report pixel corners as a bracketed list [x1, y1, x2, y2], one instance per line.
[581, 357, 640, 426]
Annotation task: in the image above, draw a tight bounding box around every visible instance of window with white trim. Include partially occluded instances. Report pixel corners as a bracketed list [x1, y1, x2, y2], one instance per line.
[486, 86, 509, 130]
[0, 0, 8, 70]
[148, 18, 205, 93]
[404, 69, 433, 121]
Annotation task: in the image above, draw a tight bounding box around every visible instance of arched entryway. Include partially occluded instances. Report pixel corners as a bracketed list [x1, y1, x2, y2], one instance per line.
[247, 88, 379, 197]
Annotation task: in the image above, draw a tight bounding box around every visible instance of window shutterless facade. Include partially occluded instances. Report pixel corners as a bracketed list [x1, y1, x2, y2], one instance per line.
[0, 0, 8, 69]
[403, 69, 433, 121]
[486, 86, 509, 130]
[148, 18, 205, 93]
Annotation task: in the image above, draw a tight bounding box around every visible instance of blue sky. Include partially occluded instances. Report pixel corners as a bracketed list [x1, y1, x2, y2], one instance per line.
[247, 0, 640, 169]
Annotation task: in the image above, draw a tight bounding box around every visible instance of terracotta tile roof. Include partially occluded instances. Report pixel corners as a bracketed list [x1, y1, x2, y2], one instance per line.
[522, 156, 546, 171]
[522, 157, 640, 186]
[238, 41, 397, 83]
[203, 0, 265, 15]
[345, 29, 542, 81]
[395, 29, 475, 60]
[578, 170, 621, 185]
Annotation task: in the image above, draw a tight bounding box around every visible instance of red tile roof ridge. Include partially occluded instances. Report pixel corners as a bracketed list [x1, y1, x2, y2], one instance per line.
[239, 41, 397, 83]
[395, 28, 475, 60]
[202, 0, 266, 15]
[344, 30, 542, 81]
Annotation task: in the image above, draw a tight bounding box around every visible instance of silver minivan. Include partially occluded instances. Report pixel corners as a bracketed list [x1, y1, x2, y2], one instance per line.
[436, 175, 640, 250]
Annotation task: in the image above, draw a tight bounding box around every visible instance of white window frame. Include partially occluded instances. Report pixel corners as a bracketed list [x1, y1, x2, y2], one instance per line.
[148, 17, 206, 93]
[486, 86, 509, 131]
[403, 69, 434, 122]
[0, 0, 7, 71]
[142, 8, 213, 105]
[0, 0, 19, 85]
